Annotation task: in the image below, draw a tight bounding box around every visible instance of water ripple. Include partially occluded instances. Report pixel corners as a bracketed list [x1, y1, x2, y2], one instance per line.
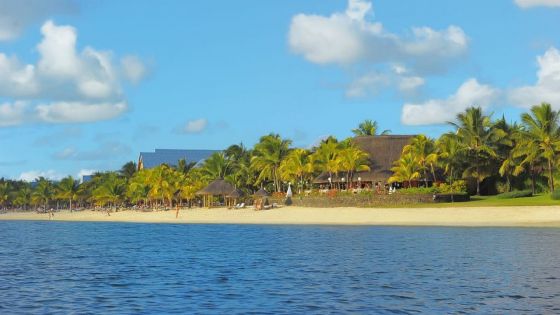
[1, 222, 560, 313]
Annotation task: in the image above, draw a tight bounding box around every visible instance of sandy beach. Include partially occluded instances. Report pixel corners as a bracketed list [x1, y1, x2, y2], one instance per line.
[2, 206, 560, 227]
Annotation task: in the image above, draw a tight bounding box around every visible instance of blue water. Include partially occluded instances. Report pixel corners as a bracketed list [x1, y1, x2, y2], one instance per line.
[1, 222, 560, 314]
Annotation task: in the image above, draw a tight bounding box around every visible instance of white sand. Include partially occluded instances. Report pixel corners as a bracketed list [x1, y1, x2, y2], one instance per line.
[2, 206, 560, 227]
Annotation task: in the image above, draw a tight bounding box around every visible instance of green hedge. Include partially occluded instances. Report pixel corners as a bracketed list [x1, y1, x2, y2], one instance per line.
[496, 190, 533, 199]
[551, 190, 560, 200]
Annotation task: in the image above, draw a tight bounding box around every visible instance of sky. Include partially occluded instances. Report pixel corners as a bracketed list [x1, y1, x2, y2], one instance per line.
[0, 0, 559, 181]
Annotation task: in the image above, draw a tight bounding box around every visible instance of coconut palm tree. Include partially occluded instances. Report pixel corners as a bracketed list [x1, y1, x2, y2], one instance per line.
[251, 134, 292, 192]
[279, 148, 314, 193]
[176, 159, 197, 174]
[337, 146, 371, 187]
[311, 137, 342, 189]
[388, 152, 421, 187]
[450, 107, 505, 195]
[352, 120, 390, 136]
[402, 135, 437, 187]
[495, 117, 523, 192]
[0, 181, 10, 210]
[120, 161, 138, 179]
[92, 174, 126, 208]
[127, 169, 151, 206]
[518, 103, 560, 192]
[32, 177, 54, 210]
[56, 176, 79, 212]
[436, 133, 464, 186]
[201, 152, 233, 180]
[13, 184, 32, 211]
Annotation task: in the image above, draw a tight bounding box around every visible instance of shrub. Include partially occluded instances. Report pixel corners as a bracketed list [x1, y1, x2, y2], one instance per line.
[496, 190, 533, 199]
[436, 180, 467, 194]
[551, 189, 560, 200]
[397, 187, 439, 194]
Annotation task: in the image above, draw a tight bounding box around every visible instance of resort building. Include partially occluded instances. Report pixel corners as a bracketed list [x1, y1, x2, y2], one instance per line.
[138, 149, 220, 170]
[313, 135, 416, 188]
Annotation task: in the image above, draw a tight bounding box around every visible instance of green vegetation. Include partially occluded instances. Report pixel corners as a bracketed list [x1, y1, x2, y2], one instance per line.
[496, 190, 533, 199]
[1, 102, 560, 212]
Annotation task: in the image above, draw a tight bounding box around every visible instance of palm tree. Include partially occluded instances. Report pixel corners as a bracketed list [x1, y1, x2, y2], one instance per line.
[120, 161, 138, 179]
[352, 120, 390, 136]
[0, 181, 9, 210]
[251, 134, 292, 192]
[337, 146, 371, 187]
[403, 135, 437, 187]
[279, 148, 314, 193]
[201, 152, 233, 180]
[311, 137, 342, 189]
[495, 117, 523, 192]
[13, 184, 32, 210]
[32, 177, 54, 210]
[92, 174, 127, 208]
[176, 159, 196, 174]
[127, 169, 151, 206]
[436, 133, 464, 186]
[519, 103, 560, 192]
[450, 107, 505, 195]
[388, 152, 421, 187]
[56, 176, 79, 212]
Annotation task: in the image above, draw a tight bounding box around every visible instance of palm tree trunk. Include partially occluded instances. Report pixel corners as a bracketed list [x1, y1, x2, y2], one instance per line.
[531, 166, 536, 195]
[69, 198, 72, 213]
[548, 159, 555, 192]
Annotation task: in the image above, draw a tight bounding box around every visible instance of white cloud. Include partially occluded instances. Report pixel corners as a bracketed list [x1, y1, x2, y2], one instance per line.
[288, 0, 467, 70]
[515, 0, 560, 8]
[0, 101, 28, 127]
[121, 55, 147, 84]
[36, 101, 127, 123]
[0, 0, 77, 41]
[19, 170, 64, 182]
[509, 47, 560, 109]
[0, 20, 145, 127]
[401, 79, 499, 125]
[77, 169, 96, 182]
[183, 118, 208, 134]
[288, 0, 467, 99]
[54, 142, 131, 161]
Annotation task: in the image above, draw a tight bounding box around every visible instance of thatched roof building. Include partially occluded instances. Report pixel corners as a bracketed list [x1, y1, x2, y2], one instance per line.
[226, 189, 244, 198]
[313, 135, 415, 185]
[196, 179, 235, 196]
[253, 188, 270, 197]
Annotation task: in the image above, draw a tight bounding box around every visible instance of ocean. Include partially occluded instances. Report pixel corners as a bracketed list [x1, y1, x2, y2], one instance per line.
[1, 222, 560, 314]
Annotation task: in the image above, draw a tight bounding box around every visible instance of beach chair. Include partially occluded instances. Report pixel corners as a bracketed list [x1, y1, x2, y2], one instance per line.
[234, 203, 245, 209]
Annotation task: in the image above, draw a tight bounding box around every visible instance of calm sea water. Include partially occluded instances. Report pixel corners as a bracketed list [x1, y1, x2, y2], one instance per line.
[1, 222, 560, 314]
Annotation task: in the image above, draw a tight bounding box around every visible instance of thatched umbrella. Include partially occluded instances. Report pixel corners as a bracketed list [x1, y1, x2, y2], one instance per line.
[253, 188, 270, 210]
[196, 179, 235, 208]
[226, 189, 244, 208]
[254, 188, 270, 197]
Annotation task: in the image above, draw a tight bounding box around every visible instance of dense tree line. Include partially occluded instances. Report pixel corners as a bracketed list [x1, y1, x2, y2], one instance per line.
[389, 103, 560, 195]
[1, 103, 559, 211]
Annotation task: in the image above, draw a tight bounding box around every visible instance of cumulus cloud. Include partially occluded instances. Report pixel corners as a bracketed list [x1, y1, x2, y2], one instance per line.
[182, 118, 208, 134]
[289, 0, 467, 69]
[0, 20, 144, 126]
[0, 0, 77, 41]
[53, 142, 131, 161]
[401, 79, 499, 125]
[19, 170, 64, 182]
[288, 0, 467, 98]
[121, 55, 147, 84]
[0, 101, 28, 127]
[515, 0, 560, 8]
[509, 47, 560, 109]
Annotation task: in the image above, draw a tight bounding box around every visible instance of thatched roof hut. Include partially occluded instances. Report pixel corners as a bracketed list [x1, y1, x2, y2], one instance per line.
[226, 189, 244, 198]
[313, 135, 415, 184]
[196, 179, 235, 195]
[253, 188, 270, 197]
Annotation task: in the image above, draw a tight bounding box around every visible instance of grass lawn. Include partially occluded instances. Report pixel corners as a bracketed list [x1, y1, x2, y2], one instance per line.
[405, 194, 560, 208]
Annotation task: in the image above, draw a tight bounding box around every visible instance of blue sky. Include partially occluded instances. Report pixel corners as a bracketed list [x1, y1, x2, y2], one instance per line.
[0, 0, 559, 181]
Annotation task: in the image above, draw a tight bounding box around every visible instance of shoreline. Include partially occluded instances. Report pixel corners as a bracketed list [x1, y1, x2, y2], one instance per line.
[2, 206, 560, 227]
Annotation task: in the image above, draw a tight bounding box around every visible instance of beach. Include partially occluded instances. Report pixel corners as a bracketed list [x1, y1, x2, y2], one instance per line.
[2, 206, 560, 227]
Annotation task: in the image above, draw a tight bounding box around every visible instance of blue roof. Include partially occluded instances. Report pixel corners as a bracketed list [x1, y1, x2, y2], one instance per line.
[139, 149, 220, 169]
